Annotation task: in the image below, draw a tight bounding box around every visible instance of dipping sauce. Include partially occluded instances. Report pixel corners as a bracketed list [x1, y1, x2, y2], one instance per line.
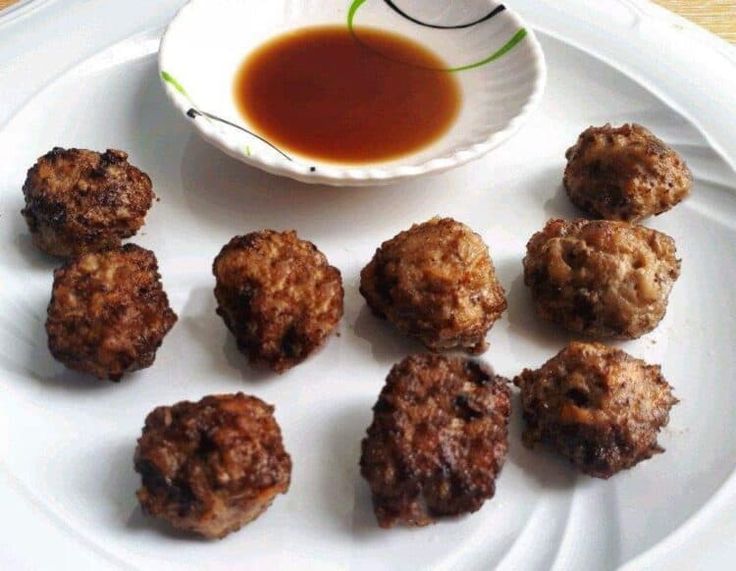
[234, 26, 461, 164]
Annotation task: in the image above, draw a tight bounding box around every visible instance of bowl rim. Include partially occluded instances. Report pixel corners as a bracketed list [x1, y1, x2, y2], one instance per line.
[158, 0, 548, 186]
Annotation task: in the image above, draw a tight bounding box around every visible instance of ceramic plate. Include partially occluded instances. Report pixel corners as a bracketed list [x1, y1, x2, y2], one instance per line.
[0, 0, 51, 25]
[1, 1, 736, 569]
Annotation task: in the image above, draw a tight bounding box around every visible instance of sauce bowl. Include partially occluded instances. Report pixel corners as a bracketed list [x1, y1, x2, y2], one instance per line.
[159, 0, 546, 186]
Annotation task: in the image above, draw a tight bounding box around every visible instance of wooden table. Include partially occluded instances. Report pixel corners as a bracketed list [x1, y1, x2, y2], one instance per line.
[0, 0, 735, 42]
[653, 0, 736, 42]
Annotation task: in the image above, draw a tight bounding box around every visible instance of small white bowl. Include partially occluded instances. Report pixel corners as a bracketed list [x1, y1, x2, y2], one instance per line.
[159, 0, 546, 186]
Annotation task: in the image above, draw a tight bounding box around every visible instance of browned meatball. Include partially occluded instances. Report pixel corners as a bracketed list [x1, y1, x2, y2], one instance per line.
[213, 230, 343, 373]
[564, 124, 692, 221]
[134, 393, 291, 539]
[46, 244, 177, 381]
[360, 217, 507, 354]
[360, 354, 511, 528]
[514, 342, 677, 478]
[523, 218, 680, 339]
[21, 147, 154, 257]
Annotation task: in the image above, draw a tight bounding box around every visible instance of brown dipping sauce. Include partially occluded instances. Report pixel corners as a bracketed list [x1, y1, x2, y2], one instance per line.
[234, 26, 461, 164]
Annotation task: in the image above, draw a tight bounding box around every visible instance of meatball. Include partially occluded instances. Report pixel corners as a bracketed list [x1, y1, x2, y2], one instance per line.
[360, 217, 507, 354]
[212, 230, 343, 373]
[523, 218, 680, 339]
[134, 393, 291, 539]
[21, 147, 154, 257]
[513, 342, 677, 478]
[360, 354, 511, 528]
[46, 244, 177, 381]
[564, 123, 692, 221]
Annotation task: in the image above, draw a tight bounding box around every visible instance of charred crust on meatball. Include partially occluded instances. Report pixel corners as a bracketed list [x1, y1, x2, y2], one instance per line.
[513, 342, 678, 479]
[134, 393, 292, 539]
[212, 230, 344, 373]
[360, 217, 507, 354]
[523, 218, 681, 339]
[360, 354, 511, 528]
[45, 244, 177, 381]
[21, 147, 154, 257]
[563, 124, 692, 222]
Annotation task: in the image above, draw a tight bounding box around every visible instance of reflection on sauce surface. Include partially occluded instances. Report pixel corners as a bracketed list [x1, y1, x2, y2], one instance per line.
[234, 26, 461, 164]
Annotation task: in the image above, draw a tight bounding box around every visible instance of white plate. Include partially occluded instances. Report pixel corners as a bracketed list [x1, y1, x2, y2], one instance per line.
[0, 0, 52, 25]
[1, 1, 736, 570]
[158, 0, 546, 185]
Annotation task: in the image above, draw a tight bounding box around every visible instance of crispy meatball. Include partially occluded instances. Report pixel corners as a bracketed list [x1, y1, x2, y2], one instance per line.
[360, 217, 507, 354]
[564, 124, 692, 221]
[134, 393, 291, 539]
[360, 354, 511, 528]
[514, 342, 677, 478]
[212, 230, 343, 373]
[523, 218, 680, 339]
[21, 147, 154, 257]
[46, 244, 177, 381]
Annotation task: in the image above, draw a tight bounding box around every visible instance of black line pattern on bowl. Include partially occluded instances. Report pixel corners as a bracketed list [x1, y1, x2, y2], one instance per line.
[382, 0, 506, 30]
[186, 108, 295, 162]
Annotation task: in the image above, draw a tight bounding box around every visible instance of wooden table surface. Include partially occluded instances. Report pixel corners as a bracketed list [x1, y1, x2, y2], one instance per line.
[0, 0, 734, 42]
[653, 0, 736, 42]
